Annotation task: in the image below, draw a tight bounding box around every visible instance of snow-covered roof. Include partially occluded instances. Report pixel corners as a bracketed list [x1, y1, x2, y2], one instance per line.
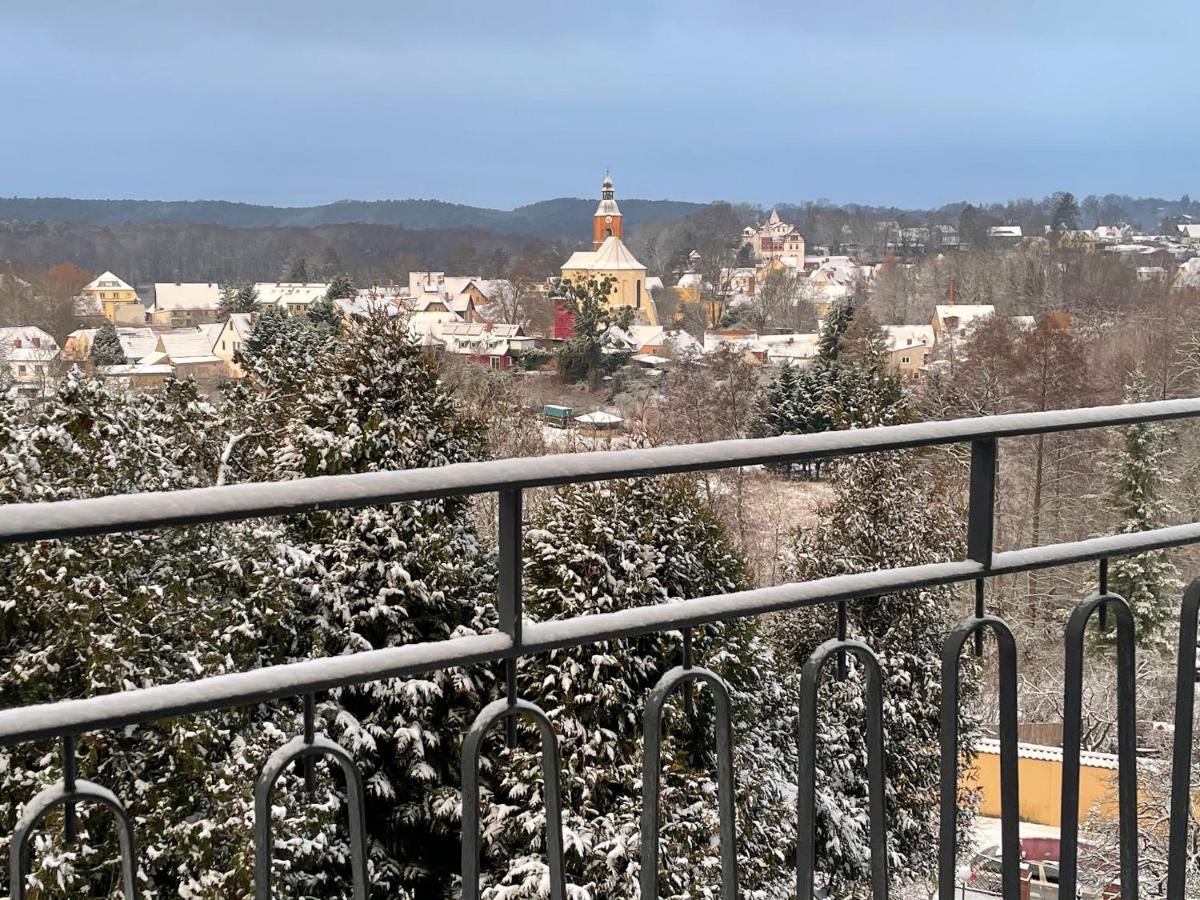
[988, 226, 1023, 238]
[98, 363, 175, 376]
[68, 326, 159, 362]
[883, 324, 935, 351]
[563, 236, 646, 272]
[253, 283, 329, 307]
[575, 411, 623, 425]
[1178, 224, 1200, 239]
[157, 330, 221, 361]
[631, 354, 670, 366]
[0, 326, 56, 351]
[153, 282, 221, 311]
[935, 305, 995, 330]
[84, 271, 134, 293]
[975, 738, 1119, 771]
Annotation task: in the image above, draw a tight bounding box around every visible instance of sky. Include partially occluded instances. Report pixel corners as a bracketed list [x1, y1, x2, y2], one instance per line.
[2, 0, 1196, 210]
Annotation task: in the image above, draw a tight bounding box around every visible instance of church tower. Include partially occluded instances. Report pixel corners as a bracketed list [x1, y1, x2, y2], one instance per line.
[592, 173, 623, 249]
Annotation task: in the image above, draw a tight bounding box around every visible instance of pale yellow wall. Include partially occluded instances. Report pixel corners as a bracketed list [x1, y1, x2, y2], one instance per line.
[968, 752, 1119, 827]
[212, 319, 250, 378]
[560, 267, 657, 327]
[889, 346, 930, 380]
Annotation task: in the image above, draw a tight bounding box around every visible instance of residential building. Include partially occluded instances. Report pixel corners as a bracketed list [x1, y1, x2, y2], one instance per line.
[883, 324, 935, 380]
[435, 322, 535, 369]
[560, 175, 658, 327]
[0, 326, 60, 389]
[150, 283, 223, 327]
[64, 326, 159, 363]
[932, 304, 995, 341]
[254, 283, 329, 316]
[82, 271, 145, 324]
[987, 225, 1023, 242]
[211, 313, 255, 378]
[154, 330, 225, 381]
[741, 209, 806, 262]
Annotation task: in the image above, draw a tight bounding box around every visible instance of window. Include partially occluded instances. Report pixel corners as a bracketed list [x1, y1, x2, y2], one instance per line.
[605, 227, 613, 238]
[901, 355, 910, 364]
[636, 279, 641, 308]
[221, 340, 226, 350]
[17, 365, 26, 375]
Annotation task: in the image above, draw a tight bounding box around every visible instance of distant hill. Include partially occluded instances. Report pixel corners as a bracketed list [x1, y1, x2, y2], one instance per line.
[0, 196, 709, 240]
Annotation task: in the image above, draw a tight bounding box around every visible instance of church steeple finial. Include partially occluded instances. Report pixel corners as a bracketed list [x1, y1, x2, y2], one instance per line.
[593, 171, 622, 249]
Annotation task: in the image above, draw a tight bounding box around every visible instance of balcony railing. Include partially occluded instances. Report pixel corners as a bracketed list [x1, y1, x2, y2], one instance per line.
[4, 399, 1200, 899]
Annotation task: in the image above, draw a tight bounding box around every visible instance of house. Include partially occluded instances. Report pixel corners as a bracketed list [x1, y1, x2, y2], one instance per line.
[64, 326, 159, 363]
[0, 326, 60, 389]
[987, 225, 1023, 240]
[1177, 224, 1200, 245]
[96, 363, 175, 392]
[603, 325, 700, 359]
[150, 283, 223, 327]
[932, 304, 994, 341]
[1175, 257, 1200, 290]
[1136, 266, 1169, 283]
[757, 332, 820, 367]
[406, 273, 484, 322]
[253, 283, 329, 316]
[154, 330, 225, 381]
[674, 272, 709, 302]
[435, 322, 536, 369]
[883, 324, 935, 380]
[82, 271, 145, 324]
[559, 175, 658, 328]
[742, 210, 806, 262]
[211, 313, 255, 378]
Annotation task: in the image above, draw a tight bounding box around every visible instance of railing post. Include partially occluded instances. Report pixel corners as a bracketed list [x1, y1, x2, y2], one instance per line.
[967, 439, 997, 655]
[499, 488, 523, 747]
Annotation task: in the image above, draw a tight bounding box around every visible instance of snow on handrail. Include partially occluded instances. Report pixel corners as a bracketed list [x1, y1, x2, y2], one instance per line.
[3, 399, 1200, 544]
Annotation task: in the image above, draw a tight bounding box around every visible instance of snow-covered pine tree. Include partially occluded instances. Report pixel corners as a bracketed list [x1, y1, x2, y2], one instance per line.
[325, 273, 357, 301]
[261, 310, 496, 897]
[90, 321, 127, 366]
[219, 282, 260, 317]
[0, 372, 332, 899]
[478, 476, 797, 899]
[305, 295, 345, 334]
[769, 328, 978, 895]
[1102, 368, 1182, 653]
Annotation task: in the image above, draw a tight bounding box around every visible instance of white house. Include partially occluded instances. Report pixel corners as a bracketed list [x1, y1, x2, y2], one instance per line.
[0, 326, 60, 388]
[151, 283, 223, 327]
[254, 283, 329, 315]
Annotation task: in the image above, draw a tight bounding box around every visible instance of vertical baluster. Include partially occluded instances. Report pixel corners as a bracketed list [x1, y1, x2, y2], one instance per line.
[938, 614, 1020, 900]
[62, 734, 77, 843]
[462, 698, 566, 900]
[836, 600, 848, 681]
[640, 664, 737, 900]
[302, 694, 316, 794]
[10, 778, 140, 900]
[682, 626, 694, 716]
[1166, 578, 1200, 900]
[1060, 592, 1138, 900]
[499, 488, 523, 748]
[255, 731, 369, 900]
[797, 638, 888, 900]
[967, 439, 997, 656]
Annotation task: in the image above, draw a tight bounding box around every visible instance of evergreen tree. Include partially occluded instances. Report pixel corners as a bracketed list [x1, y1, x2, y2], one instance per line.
[817, 297, 856, 361]
[305, 295, 344, 334]
[0, 373, 329, 898]
[479, 476, 797, 898]
[1052, 191, 1081, 231]
[90, 321, 127, 366]
[258, 311, 495, 896]
[219, 282, 259, 317]
[556, 276, 634, 383]
[1102, 368, 1182, 653]
[325, 273, 357, 301]
[770, 350, 978, 894]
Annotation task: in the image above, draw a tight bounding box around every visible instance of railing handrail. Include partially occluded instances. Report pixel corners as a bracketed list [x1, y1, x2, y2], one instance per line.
[3, 398, 1200, 545]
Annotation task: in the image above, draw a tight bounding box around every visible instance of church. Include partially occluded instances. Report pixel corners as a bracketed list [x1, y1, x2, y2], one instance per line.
[559, 175, 658, 327]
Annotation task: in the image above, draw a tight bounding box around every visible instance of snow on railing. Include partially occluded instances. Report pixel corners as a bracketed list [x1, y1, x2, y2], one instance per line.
[4, 400, 1200, 899]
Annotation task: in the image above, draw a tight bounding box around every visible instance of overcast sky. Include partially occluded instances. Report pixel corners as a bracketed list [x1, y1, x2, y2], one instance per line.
[3, 0, 1195, 209]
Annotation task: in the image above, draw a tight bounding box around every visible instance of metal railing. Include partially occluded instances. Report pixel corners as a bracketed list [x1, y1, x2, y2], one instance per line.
[4, 399, 1200, 898]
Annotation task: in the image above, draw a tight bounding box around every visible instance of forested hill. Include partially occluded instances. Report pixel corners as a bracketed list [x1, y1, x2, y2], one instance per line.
[0, 196, 709, 240]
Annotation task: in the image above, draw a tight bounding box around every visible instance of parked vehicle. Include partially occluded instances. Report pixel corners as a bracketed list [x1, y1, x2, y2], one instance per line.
[960, 839, 1117, 899]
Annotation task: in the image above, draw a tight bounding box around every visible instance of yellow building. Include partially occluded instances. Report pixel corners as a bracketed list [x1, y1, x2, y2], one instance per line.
[560, 176, 658, 327]
[82, 271, 145, 324]
[968, 739, 1120, 827]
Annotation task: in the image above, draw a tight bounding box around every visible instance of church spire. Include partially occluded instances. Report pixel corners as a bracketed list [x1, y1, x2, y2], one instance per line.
[593, 172, 622, 249]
